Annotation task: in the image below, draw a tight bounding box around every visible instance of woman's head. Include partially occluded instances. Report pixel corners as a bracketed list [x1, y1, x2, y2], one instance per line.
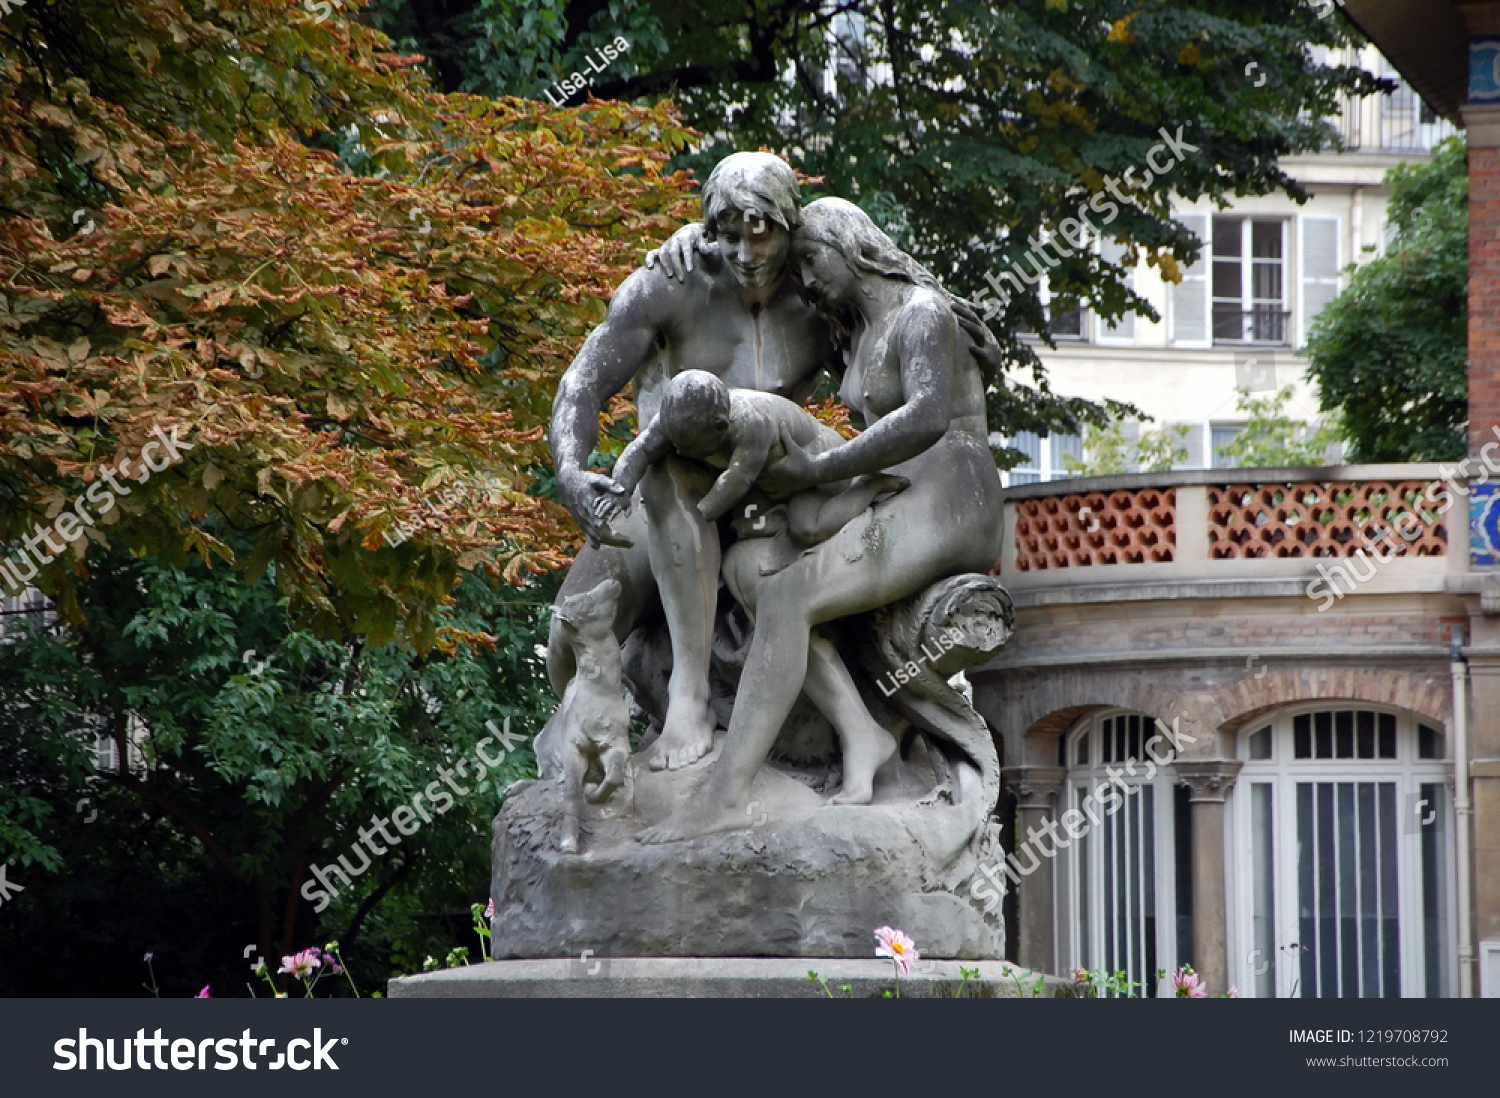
[793, 197, 1006, 392]
[791, 197, 920, 307]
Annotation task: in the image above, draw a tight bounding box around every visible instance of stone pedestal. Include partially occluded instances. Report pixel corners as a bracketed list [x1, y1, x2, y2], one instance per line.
[389, 958, 1072, 998]
[491, 734, 1004, 960]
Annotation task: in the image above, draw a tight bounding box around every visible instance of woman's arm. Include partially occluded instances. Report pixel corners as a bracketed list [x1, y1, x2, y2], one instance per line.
[762, 296, 955, 493]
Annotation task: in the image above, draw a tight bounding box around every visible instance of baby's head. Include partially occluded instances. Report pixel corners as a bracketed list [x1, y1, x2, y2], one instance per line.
[660, 370, 732, 459]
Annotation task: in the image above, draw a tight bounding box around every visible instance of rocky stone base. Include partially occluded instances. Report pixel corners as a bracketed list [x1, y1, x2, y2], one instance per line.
[388, 958, 1072, 999]
[491, 734, 1004, 960]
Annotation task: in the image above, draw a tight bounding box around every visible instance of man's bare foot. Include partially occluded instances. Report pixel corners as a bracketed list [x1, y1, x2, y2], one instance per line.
[636, 799, 750, 844]
[644, 698, 716, 771]
[829, 721, 898, 806]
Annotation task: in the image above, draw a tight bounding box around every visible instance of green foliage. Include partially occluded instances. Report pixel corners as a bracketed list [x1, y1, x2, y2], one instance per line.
[1305, 136, 1467, 462]
[1073, 968, 1143, 999]
[1214, 386, 1343, 468]
[1063, 420, 1189, 477]
[0, 546, 557, 994]
[376, 0, 1383, 444]
[0, 0, 698, 646]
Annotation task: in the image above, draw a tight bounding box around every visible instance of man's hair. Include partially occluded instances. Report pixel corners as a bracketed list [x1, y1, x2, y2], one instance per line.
[701, 153, 801, 236]
[660, 370, 731, 445]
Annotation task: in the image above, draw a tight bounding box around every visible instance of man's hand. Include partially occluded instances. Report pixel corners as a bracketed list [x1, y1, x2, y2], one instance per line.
[559, 469, 632, 548]
[758, 424, 825, 497]
[644, 222, 715, 282]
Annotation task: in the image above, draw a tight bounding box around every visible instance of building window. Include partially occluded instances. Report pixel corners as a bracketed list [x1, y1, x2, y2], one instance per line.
[1049, 303, 1086, 341]
[1060, 711, 1188, 996]
[1379, 58, 1457, 151]
[1210, 425, 1244, 469]
[1000, 431, 1084, 486]
[1212, 217, 1289, 344]
[1232, 706, 1453, 998]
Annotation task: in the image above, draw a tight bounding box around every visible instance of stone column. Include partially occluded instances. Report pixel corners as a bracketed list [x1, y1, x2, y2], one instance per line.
[1174, 760, 1243, 995]
[1001, 766, 1065, 974]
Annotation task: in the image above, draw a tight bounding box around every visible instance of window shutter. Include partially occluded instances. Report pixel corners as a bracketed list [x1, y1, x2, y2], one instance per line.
[1098, 237, 1135, 342]
[1169, 214, 1210, 346]
[1299, 216, 1341, 345]
[1173, 423, 1206, 470]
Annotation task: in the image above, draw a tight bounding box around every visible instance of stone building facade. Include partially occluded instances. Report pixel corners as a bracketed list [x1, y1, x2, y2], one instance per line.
[973, 465, 1485, 996]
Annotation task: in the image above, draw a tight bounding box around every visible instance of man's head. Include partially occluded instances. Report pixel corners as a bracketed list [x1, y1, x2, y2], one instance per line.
[659, 370, 732, 459]
[701, 153, 800, 289]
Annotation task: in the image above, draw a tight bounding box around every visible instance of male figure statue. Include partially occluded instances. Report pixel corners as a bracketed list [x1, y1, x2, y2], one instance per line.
[547, 152, 839, 771]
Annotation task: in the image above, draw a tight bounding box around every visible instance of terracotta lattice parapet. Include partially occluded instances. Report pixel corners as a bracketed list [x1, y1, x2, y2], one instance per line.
[1206, 481, 1447, 560]
[1013, 487, 1176, 571]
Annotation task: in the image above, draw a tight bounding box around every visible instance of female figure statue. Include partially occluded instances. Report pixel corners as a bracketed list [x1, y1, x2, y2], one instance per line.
[639, 197, 1006, 843]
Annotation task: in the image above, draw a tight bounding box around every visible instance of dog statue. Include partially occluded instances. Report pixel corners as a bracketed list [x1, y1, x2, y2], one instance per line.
[534, 577, 630, 853]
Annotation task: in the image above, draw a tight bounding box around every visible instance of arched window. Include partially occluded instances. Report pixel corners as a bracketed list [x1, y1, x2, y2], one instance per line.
[1231, 705, 1453, 997]
[1059, 710, 1188, 996]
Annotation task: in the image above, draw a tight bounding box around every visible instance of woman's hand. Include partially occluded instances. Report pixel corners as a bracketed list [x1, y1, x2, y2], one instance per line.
[759, 424, 825, 497]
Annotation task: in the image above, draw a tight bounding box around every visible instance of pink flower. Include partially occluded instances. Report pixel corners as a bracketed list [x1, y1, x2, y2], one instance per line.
[143, 952, 154, 962]
[1225, 986, 1241, 998]
[278, 948, 322, 980]
[1071, 967, 1090, 984]
[873, 927, 919, 976]
[1171, 966, 1207, 998]
[484, 898, 495, 919]
[195, 985, 211, 998]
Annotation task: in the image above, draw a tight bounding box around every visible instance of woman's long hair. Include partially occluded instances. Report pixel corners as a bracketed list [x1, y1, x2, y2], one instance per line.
[794, 197, 1005, 391]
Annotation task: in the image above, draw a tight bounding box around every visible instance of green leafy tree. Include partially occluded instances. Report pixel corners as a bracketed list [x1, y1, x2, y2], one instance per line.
[370, 0, 1384, 448]
[1063, 420, 1189, 477]
[1305, 136, 1467, 461]
[0, 0, 694, 994]
[0, 545, 556, 995]
[0, 0, 697, 645]
[1215, 386, 1343, 468]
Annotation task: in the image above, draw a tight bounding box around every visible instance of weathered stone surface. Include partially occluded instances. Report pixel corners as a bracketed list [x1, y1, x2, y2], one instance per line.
[491, 735, 1004, 960]
[389, 957, 1072, 999]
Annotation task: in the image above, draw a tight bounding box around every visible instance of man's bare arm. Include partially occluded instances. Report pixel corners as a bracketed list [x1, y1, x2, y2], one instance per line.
[550, 269, 676, 543]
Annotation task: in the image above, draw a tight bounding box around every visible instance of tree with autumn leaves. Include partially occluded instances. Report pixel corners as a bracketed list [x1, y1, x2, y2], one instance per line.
[0, 0, 694, 993]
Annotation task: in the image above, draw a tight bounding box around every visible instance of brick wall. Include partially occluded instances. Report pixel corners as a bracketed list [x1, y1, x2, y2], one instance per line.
[1472, 143, 1500, 457]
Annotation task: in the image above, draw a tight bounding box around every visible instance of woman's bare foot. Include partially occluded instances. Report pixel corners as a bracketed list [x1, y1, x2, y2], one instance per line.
[860, 472, 911, 498]
[829, 719, 898, 805]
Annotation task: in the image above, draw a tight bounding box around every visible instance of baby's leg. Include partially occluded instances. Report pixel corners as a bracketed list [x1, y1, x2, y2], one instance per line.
[802, 630, 897, 806]
[788, 474, 911, 547]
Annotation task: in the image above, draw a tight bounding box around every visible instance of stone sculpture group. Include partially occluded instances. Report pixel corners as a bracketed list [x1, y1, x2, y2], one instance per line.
[494, 152, 1016, 959]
